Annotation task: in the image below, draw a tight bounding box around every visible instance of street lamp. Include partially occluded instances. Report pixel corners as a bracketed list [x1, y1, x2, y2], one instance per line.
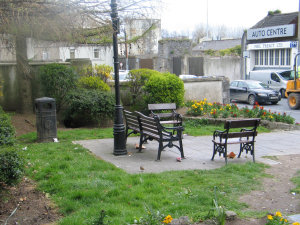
[111, 0, 127, 155]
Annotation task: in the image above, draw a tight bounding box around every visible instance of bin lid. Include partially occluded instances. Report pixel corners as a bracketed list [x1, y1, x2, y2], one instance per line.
[35, 97, 56, 103]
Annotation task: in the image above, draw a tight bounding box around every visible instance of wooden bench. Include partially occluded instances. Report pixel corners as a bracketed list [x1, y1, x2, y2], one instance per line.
[123, 110, 140, 143]
[211, 118, 260, 164]
[148, 103, 182, 126]
[136, 111, 185, 161]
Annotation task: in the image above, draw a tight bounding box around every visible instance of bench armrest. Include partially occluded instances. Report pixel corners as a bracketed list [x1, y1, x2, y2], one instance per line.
[173, 110, 183, 122]
[213, 130, 227, 142]
[160, 125, 184, 137]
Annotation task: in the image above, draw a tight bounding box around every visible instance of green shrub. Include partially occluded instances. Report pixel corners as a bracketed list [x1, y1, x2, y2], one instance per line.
[39, 63, 77, 112]
[143, 72, 185, 107]
[0, 107, 15, 146]
[0, 148, 24, 185]
[125, 69, 159, 110]
[81, 64, 113, 83]
[64, 89, 115, 127]
[78, 76, 110, 91]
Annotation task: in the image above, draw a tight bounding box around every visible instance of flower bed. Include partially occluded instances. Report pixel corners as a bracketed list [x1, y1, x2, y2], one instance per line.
[185, 99, 295, 125]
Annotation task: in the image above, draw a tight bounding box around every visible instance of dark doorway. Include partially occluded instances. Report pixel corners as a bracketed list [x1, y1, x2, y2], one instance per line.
[173, 57, 182, 75]
[189, 57, 204, 76]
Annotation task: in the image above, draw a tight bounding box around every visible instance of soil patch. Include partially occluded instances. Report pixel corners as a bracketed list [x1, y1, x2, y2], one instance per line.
[239, 154, 300, 215]
[0, 177, 62, 225]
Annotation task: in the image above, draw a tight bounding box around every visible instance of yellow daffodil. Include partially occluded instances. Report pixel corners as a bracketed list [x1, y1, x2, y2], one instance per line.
[275, 211, 282, 217]
[292, 222, 300, 225]
[267, 215, 273, 220]
[163, 215, 173, 224]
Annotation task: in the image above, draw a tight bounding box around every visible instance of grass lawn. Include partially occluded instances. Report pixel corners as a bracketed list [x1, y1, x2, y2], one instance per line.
[14, 121, 273, 224]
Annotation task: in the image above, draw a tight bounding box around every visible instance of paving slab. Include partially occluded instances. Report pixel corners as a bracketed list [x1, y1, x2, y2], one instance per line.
[74, 130, 300, 174]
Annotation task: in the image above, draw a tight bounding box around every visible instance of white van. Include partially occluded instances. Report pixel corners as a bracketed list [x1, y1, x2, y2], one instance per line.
[249, 70, 294, 97]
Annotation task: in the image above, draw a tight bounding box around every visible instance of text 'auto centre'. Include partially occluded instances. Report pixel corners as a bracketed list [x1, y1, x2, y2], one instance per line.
[242, 12, 299, 77]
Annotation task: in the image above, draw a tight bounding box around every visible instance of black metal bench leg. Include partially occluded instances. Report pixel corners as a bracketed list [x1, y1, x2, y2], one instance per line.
[224, 146, 228, 165]
[138, 135, 144, 152]
[238, 143, 243, 158]
[252, 145, 255, 163]
[179, 137, 184, 158]
[211, 143, 217, 161]
[156, 142, 163, 161]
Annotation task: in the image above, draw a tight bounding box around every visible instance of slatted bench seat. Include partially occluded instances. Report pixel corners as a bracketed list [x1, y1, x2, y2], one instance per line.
[211, 118, 260, 164]
[148, 103, 182, 126]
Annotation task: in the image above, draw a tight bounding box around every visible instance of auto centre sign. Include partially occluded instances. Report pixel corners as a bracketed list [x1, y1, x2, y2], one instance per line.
[247, 24, 295, 40]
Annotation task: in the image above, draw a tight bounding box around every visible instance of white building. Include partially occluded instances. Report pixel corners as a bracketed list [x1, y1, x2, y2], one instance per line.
[242, 12, 298, 78]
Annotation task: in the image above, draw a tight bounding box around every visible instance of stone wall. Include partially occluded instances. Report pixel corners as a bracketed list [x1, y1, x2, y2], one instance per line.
[204, 56, 242, 82]
[0, 61, 89, 112]
[155, 39, 192, 73]
[117, 76, 230, 106]
[182, 76, 230, 104]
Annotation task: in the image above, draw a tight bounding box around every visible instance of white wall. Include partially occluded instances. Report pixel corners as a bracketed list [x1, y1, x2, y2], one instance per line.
[59, 45, 114, 67]
[204, 56, 242, 82]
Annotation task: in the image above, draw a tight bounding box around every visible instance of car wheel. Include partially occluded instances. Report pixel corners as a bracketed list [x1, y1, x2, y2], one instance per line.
[280, 89, 286, 98]
[271, 101, 278, 105]
[248, 95, 256, 105]
[288, 93, 300, 109]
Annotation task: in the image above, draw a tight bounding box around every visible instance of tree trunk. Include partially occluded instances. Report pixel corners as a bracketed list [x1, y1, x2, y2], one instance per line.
[16, 34, 33, 113]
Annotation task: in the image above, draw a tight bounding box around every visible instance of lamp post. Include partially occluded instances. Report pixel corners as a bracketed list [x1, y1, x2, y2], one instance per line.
[111, 0, 127, 155]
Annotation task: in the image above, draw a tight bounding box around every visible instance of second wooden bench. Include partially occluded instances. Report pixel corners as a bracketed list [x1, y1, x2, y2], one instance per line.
[211, 118, 260, 164]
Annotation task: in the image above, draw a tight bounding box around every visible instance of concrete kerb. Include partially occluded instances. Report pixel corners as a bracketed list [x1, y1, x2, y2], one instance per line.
[184, 116, 300, 131]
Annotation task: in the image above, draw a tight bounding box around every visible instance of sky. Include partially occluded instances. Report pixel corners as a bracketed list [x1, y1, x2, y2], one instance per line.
[160, 0, 299, 34]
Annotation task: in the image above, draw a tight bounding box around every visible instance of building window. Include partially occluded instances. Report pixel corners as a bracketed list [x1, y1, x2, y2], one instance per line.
[264, 50, 268, 65]
[94, 48, 99, 58]
[254, 48, 292, 67]
[286, 49, 291, 65]
[255, 51, 259, 65]
[269, 50, 274, 65]
[280, 49, 285, 65]
[70, 48, 75, 59]
[259, 50, 264, 65]
[42, 51, 49, 61]
[275, 49, 279, 65]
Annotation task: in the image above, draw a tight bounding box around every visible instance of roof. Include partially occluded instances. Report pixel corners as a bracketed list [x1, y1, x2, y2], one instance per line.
[192, 39, 241, 51]
[251, 12, 298, 29]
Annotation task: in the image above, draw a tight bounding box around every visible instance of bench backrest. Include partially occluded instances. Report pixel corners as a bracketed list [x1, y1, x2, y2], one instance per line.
[136, 111, 160, 138]
[224, 118, 260, 129]
[148, 103, 177, 119]
[123, 110, 140, 131]
[148, 103, 176, 111]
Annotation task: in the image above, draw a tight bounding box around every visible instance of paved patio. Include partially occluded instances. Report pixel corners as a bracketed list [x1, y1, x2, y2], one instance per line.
[74, 130, 300, 174]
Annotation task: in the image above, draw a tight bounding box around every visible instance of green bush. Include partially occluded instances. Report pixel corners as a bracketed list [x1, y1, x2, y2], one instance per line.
[78, 76, 110, 91]
[125, 69, 159, 110]
[0, 148, 24, 185]
[143, 72, 185, 107]
[81, 64, 113, 83]
[64, 89, 115, 127]
[39, 63, 78, 112]
[0, 107, 15, 146]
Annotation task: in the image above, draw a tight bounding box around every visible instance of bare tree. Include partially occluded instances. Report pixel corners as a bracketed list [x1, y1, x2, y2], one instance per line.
[192, 24, 207, 43]
[0, 0, 159, 113]
[192, 23, 245, 43]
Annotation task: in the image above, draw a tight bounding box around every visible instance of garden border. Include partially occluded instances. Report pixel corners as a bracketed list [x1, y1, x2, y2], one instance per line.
[184, 116, 300, 131]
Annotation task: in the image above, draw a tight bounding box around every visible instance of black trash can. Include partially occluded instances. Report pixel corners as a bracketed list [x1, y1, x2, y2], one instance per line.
[35, 97, 57, 142]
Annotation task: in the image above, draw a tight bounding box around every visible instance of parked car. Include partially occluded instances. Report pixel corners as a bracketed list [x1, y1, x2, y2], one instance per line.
[179, 74, 198, 79]
[249, 70, 294, 97]
[230, 80, 281, 105]
[110, 70, 130, 82]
